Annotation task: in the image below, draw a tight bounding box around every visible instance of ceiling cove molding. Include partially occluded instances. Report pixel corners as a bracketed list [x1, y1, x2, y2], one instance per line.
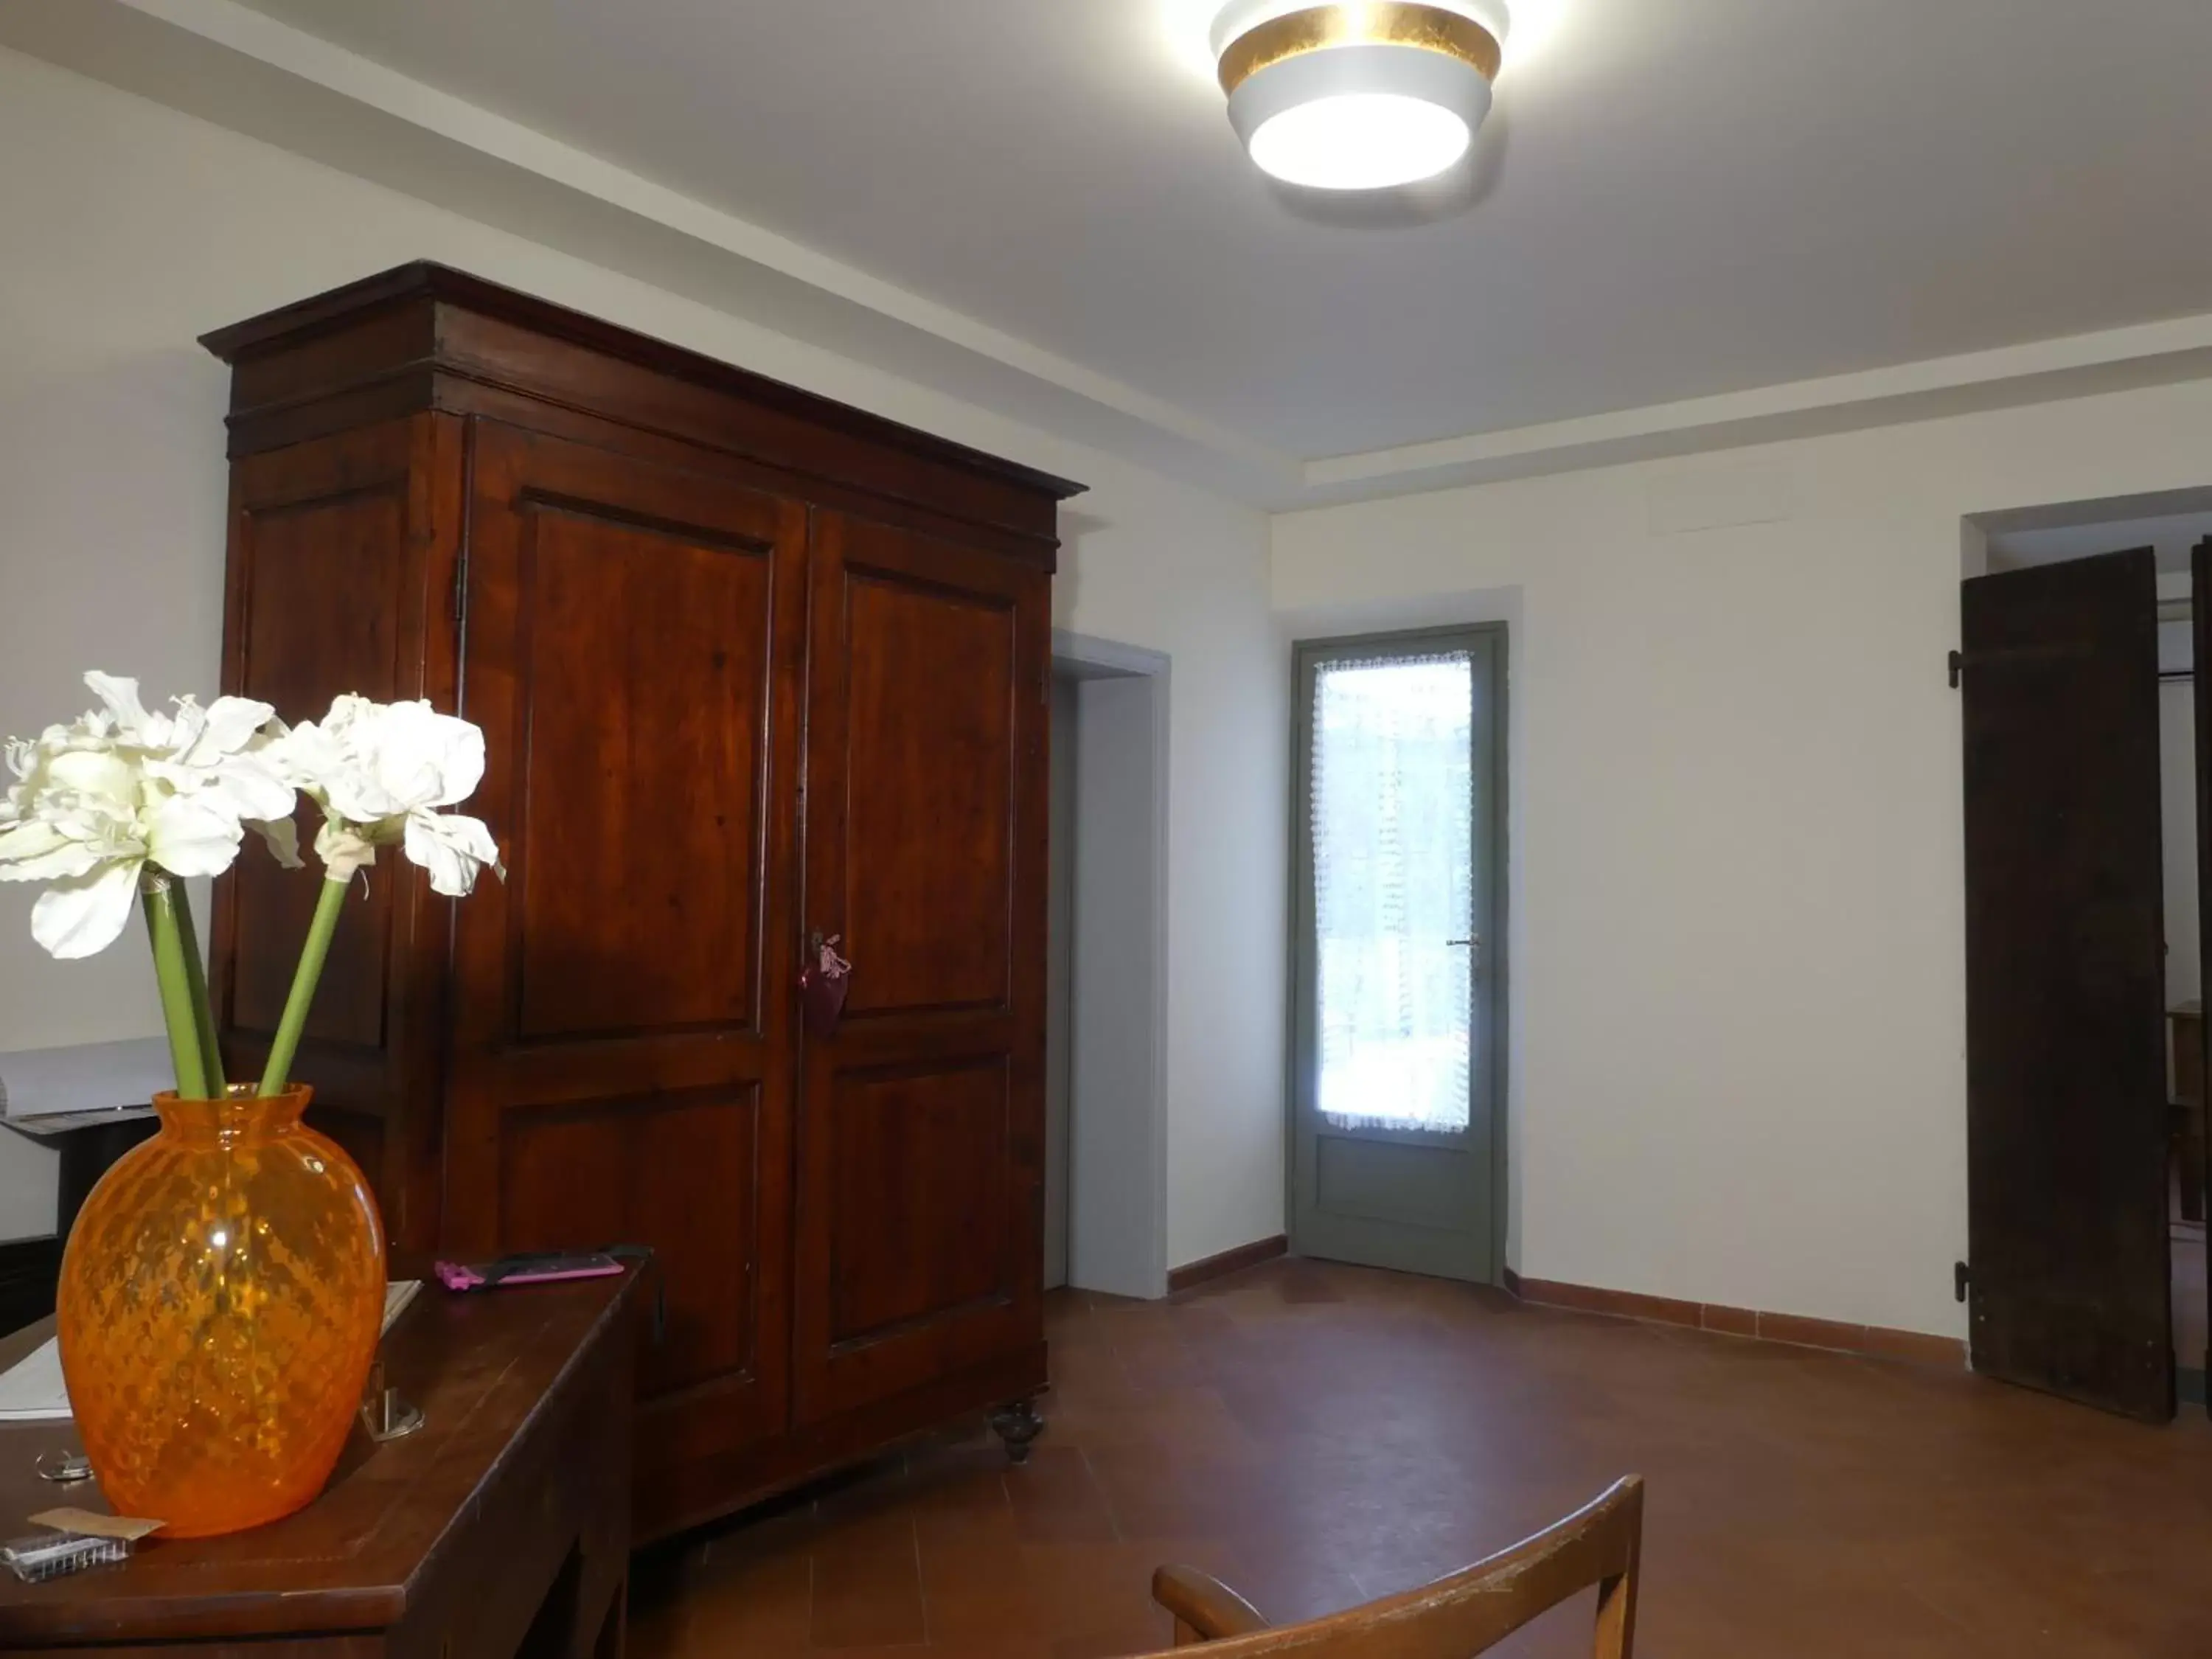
[1304, 312, 2212, 504]
[0, 0, 1301, 502]
[7, 0, 2212, 512]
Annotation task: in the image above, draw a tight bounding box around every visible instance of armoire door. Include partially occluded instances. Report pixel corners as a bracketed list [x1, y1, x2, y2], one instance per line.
[445, 422, 807, 1470]
[793, 511, 1050, 1422]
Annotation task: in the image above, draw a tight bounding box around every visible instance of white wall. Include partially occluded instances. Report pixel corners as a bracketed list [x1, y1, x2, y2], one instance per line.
[0, 46, 1287, 1264]
[1054, 488, 1288, 1271]
[1066, 670, 1167, 1296]
[1276, 375, 2212, 1340]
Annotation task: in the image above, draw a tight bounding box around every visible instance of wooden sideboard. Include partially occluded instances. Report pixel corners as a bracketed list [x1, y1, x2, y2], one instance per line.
[0, 1270, 639, 1658]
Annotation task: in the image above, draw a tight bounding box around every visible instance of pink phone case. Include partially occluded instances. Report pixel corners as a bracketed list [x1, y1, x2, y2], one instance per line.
[434, 1256, 625, 1293]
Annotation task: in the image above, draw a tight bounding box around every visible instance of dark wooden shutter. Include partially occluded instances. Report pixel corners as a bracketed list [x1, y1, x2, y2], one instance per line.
[1961, 548, 2173, 1422]
[2193, 536, 2212, 1403]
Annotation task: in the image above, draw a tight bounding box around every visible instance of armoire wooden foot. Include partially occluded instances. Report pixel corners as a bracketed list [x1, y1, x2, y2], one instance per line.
[199, 264, 1081, 1540]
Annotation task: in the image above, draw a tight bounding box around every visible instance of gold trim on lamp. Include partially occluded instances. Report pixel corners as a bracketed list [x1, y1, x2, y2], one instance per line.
[1217, 3, 1504, 97]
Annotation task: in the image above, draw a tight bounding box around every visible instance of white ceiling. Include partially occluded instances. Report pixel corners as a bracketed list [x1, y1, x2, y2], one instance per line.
[10, 0, 2212, 504]
[204, 0, 2212, 466]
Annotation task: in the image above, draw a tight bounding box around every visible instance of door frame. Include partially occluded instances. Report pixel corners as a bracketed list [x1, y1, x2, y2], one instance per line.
[1051, 628, 1172, 1300]
[1285, 622, 1512, 1286]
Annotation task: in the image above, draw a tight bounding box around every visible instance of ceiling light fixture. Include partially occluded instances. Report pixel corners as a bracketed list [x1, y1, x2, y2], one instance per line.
[1211, 1, 1509, 191]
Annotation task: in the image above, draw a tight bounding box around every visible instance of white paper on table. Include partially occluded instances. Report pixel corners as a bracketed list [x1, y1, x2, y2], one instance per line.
[0, 1039, 171, 1120]
[0, 1338, 66, 1421]
[0, 1282, 425, 1423]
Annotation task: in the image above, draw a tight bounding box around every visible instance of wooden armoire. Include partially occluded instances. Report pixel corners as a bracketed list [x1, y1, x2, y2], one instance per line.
[199, 265, 1080, 1539]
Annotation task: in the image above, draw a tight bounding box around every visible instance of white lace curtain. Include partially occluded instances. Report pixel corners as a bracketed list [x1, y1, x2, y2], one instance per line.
[1312, 653, 1473, 1135]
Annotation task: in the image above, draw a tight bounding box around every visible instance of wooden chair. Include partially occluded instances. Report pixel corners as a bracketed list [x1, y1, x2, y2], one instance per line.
[1149, 1477, 1644, 1659]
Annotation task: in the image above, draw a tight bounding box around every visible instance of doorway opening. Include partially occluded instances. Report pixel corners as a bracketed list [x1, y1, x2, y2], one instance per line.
[1287, 624, 1508, 1285]
[1964, 498, 2212, 1418]
[1044, 630, 1170, 1300]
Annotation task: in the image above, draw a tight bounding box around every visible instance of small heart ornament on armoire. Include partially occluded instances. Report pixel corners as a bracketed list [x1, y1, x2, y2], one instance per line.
[800, 934, 852, 1037]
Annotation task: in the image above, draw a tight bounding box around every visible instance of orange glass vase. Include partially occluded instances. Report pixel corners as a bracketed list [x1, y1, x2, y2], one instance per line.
[55, 1084, 386, 1538]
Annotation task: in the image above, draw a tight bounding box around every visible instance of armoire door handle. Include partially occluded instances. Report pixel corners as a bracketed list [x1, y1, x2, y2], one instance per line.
[801, 933, 853, 1037]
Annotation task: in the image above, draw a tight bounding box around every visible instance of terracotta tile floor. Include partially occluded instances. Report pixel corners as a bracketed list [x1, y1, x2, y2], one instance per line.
[630, 1259, 2212, 1659]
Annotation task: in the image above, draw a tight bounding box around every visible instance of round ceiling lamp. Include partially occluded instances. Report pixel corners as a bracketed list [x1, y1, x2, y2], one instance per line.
[1211, 1, 1509, 191]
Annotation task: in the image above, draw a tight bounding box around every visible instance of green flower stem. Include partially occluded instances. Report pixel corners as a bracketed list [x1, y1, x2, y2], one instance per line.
[167, 882, 225, 1096]
[259, 874, 349, 1099]
[141, 877, 210, 1100]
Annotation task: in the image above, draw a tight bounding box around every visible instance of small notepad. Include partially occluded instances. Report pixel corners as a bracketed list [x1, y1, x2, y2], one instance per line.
[0, 1281, 424, 1423]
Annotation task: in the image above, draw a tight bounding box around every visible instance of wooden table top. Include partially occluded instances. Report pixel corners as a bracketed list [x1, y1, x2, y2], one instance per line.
[0, 1269, 637, 1646]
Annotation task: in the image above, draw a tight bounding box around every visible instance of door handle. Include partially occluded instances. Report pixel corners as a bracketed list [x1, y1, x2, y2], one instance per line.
[1447, 938, 1478, 947]
[801, 933, 852, 1037]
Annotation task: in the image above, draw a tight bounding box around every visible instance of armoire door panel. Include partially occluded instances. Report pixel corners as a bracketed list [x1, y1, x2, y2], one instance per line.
[227, 483, 407, 1051]
[795, 512, 1050, 1424]
[498, 1088, 762, 1398]
[841, 573, 1018, 1017]
[213, 412, 470, 1257]
[495, 1034, 771, 1109]
[448, 420, 805, 1464]
[830, 1056, 1012, 1344]
[513, 506, 772, 1040]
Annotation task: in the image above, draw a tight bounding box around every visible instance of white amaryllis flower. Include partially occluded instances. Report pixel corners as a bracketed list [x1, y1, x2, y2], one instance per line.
[276, 696, 502, 897]
[0, 672, 299, 959]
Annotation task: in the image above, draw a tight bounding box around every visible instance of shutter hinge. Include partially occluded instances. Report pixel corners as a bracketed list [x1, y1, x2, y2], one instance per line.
[1954, 1260, 1972, 1303]
[1947, 650, 1964, 690]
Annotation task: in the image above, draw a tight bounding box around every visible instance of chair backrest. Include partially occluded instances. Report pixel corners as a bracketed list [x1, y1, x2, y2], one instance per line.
[1149, 1477, 1644, 1659]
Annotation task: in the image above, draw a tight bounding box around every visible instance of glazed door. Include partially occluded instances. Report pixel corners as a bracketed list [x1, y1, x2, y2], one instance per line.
[446, 422, 807, 1470]
[1290, 628, 1505, 1284]
[1960, 549, 2172, 1422]
[793, 511, 1050, 1422]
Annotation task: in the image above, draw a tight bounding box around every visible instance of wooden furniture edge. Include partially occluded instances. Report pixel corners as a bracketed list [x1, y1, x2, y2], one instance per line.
[0, 1237, 61, 1338]
[197, 261, 1085, 502]
[637, 1340, 1049, 1543]
[391, 1270, 639, 1644]
[1168, 1235, 1289, 1295]
[0, 1273, 641, 1646]
[1504, 1270, 1968, 1369]
[1144, 1478, 1645, 1659]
